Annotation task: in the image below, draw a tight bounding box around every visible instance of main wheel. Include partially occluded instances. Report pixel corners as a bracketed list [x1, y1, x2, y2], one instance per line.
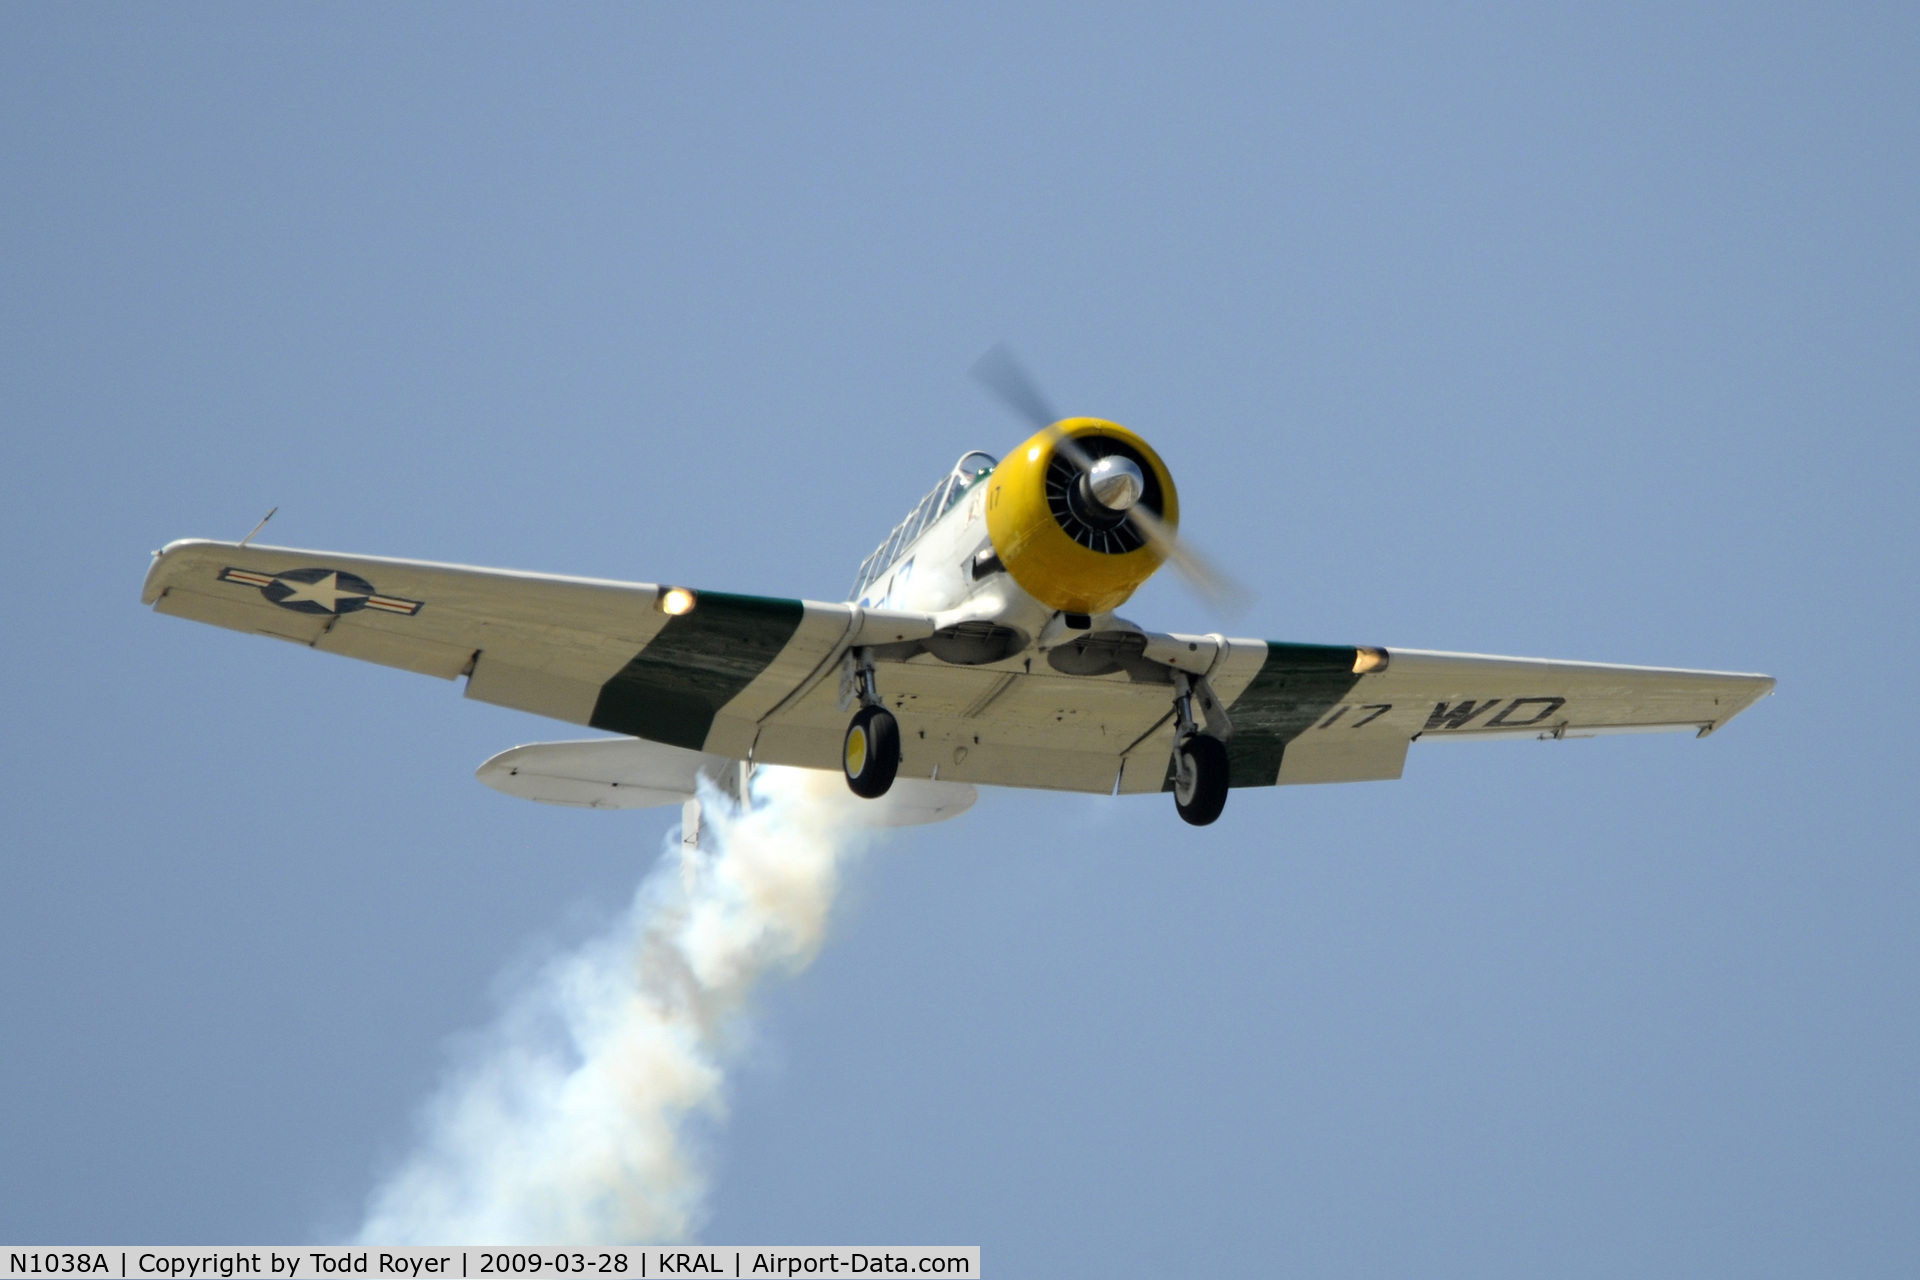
[843, 704, 901, 798]
[1173, 734, 1230, 826]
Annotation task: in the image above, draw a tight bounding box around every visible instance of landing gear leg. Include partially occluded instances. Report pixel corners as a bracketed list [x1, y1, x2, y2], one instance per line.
[1170, 673, 1230, 826]
[842, 649, 900, 799]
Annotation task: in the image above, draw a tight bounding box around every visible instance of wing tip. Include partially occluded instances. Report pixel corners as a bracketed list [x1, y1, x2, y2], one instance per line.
[143, 537, 249, 603]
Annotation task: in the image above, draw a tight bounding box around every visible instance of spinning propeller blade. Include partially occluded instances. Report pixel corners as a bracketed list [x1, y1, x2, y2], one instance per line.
[969, 343, 1058, 433]
[1118, 502, 1251, 620]
[970, 344, 1250, 619]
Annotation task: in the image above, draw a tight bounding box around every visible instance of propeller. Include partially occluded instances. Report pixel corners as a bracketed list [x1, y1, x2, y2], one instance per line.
[970, 344, 1250, 618]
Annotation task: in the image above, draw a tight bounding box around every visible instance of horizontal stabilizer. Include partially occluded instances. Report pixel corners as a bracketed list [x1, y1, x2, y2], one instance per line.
[477, 737, 727, 810]
[475, 737, 976, 825]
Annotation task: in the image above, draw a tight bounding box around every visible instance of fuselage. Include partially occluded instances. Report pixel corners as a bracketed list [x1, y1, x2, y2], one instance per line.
[848, 421, 1179, 655]
[849, 451, 998, 615]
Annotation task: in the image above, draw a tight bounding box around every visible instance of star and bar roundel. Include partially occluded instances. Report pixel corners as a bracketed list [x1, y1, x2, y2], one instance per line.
[220, 566, 423, 616]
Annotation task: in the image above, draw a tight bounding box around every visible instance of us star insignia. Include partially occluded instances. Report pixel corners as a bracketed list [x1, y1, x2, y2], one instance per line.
[220, 566, 423, 616]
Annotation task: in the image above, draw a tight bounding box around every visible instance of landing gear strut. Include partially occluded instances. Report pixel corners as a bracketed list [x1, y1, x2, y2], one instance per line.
[842, 649, 900, 799]
[1171, 672, 1230, 826]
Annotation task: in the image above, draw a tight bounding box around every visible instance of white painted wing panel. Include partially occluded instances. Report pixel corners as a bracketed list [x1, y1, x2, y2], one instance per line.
[1298, 648, 1774, 756]
[142, 540, 869, 735]
[144, 539, 670, 701]
[753, 651, 1172, 794]
[1276, 736, 1409, 783]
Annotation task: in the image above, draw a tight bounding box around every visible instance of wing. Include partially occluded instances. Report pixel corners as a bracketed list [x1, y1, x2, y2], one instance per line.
[1221, 644, 1775, 788]
[144, 540, 1772, 797]
[141, 539, 931, 758]
[746, 636, 1774, 795]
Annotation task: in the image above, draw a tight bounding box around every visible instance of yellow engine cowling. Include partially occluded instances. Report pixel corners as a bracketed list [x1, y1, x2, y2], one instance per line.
[984, 418, 1180, 615]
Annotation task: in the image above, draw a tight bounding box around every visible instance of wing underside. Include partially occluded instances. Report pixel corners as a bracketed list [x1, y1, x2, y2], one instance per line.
[144, 540, 1773, 797]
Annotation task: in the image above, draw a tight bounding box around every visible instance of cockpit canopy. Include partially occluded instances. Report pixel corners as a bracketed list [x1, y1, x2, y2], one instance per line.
[849, 450, 998, 601]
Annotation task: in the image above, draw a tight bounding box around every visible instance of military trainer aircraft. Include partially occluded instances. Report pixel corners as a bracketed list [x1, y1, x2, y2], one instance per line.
[142, 355, 1772, 834]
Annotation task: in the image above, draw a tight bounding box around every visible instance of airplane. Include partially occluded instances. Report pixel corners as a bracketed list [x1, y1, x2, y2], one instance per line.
[141, 357, 1773, 838]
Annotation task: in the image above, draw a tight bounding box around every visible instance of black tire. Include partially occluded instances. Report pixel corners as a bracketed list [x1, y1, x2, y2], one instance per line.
[1173, 734, 1230, 826]
[843, 704, 901, 798]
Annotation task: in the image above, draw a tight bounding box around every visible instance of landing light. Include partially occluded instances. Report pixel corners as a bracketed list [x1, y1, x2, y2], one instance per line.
[659, 587, 697, 616]
[1353, 646, 1388, 674]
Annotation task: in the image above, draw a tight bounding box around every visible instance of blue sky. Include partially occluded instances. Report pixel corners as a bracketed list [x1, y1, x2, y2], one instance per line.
[2, 4, 1915, 1273]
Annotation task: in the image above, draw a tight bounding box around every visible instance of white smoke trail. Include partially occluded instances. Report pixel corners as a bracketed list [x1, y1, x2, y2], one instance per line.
[356, 766, 876, 1244]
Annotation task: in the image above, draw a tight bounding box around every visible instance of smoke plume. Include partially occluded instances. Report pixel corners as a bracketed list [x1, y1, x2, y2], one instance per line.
[356, 767, 874, 1244]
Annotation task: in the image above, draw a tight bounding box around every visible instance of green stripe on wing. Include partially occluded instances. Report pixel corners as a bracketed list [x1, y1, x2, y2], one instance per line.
[1165, 642, 1362, 790]
[589, 591, 805, 750]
